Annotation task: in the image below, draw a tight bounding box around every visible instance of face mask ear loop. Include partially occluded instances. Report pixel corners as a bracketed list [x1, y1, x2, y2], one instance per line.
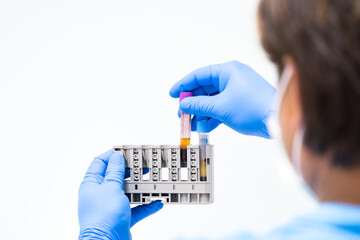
[292, 124, 306, 177]
[277, 64, 305, 177]
[276, 64, 294, 112]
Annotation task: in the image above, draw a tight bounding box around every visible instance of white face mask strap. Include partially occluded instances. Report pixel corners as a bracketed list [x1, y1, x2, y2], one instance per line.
[292, 125, 306, 177]
[277, 64, 294, 109]
[277, 63, 305, 177]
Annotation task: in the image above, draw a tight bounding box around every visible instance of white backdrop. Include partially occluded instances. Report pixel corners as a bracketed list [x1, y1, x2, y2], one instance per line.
[0, 1, 316, 239]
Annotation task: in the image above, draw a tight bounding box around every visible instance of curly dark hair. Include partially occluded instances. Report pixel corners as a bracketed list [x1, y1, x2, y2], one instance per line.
[258, 0, 360, 167]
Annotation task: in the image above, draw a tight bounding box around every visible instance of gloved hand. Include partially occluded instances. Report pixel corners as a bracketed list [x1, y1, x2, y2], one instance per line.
[169, 61, 276, 138]
[78, 150, 163, 240]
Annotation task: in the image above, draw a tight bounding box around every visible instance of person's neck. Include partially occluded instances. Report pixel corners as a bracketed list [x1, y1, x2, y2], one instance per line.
[302, 149, 360, 205]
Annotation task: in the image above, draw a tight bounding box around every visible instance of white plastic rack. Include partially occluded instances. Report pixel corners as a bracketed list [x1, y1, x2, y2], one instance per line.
[113, 144, 214, 204]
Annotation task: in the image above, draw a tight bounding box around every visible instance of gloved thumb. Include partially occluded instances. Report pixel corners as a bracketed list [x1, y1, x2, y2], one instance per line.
[179, 95, 221, 120]
[104, 152, 126, 188]
[130, 200, 163, 228]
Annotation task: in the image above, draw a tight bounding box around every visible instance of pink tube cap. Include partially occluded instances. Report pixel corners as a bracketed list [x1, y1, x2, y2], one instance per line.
[179, 92, 193, 102]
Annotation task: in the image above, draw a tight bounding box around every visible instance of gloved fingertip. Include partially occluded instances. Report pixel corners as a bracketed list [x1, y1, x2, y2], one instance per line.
[130, 201, 163, 227]
[169, 87, 180, 98]
[111, 152, 124, 161]
[149, 200, 164, 211]
[112, 151, 122, 157]
[179, 98, 191, 111]
[98, 149, 115, 161]
[153, 199, 164, 206]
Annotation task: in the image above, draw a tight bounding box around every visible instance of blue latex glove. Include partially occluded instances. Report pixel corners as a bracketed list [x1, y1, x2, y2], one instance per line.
[169, 61, 276, 138]
[78, 150, 163, 240]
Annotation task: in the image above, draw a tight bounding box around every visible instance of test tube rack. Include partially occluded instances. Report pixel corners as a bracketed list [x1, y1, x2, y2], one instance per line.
[113, 145, 214, 204]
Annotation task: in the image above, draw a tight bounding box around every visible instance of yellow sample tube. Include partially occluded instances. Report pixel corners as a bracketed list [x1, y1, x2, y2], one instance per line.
[197, 120, 210, 181]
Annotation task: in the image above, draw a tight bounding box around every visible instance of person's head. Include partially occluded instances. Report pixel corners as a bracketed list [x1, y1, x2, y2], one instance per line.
[258, 0, 360, 200]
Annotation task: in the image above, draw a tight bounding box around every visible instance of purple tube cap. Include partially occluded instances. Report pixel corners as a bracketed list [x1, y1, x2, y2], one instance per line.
[179, 92, 193, 102]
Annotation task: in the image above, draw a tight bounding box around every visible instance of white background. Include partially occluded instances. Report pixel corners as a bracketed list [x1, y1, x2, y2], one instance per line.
[0, 1, 316, 239]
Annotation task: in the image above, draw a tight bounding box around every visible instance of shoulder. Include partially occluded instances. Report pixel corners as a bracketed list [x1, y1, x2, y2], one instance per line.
[222, 203, 360, 240]
[259, 203, 360, 240]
